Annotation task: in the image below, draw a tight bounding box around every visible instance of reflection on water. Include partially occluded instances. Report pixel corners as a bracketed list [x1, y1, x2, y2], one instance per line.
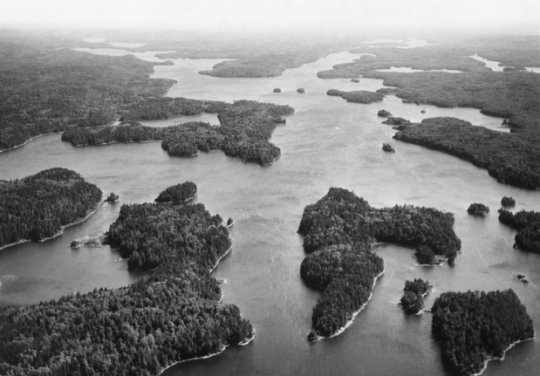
[0, 49, 538, 376]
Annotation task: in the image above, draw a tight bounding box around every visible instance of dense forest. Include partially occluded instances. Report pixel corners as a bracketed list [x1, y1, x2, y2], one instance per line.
[400, 279, 430, 314]
[326, 89, 384, 104]
[63, 100, 294, 166]
[298, 187, 460, 338]
[155, 182, 197, 205]
[394, 117, 540, 189]
[0, 39, 174, 151]
[0, 168, 102, 248]
[0, 183, 253, 375]
[498, 209, 540, 253]
[431, 290, 534, 376]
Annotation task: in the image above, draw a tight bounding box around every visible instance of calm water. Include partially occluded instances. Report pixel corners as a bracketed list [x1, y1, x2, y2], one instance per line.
[0, 49, 538, 376]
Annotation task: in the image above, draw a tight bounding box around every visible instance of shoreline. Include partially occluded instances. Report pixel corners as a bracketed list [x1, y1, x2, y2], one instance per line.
[0, 132, 56, 154]
[311, 268, 385, 341]
[0, 200, 103, 252]
[210, 246, 232, 273]
[158, 329, 256, 375]
[471, 337, 535, 376]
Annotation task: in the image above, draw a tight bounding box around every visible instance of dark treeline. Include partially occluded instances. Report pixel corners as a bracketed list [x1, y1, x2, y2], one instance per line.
[297, 187, 460, 338]
[326, 89, 384, 104]
[498, 209, 540, 253]
[63, 100, 294, 166]
[400, 279, 431, 315]
[0, 183, 253, 376]
[0, 40, 174, 151]
[0, 168, 102, 248]
[394, 117, 540, 189]
[431, 290, 534, 376]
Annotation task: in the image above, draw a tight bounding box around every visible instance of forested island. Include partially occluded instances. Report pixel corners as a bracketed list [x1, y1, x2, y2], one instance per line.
[467, 203, 489, 217]
[498, 209, 540, 253]
[326, 89, 384, 104]
[0, 182, 253, 375]
[0, 38, 175, 152]
[298, 187, 460, 338]
[400, 279, 431, 315]
[431, 290, 534, 376]
[0, 168, 102, 249]
[62, 100, 294, 166]
[393, 117, 540, 189]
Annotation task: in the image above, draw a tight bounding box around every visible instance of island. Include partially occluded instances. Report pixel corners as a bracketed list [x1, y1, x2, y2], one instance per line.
[501, 196, 516, 208]
[382, 117, 412, 127]
[382, 143, 395, 153]
[105, 192, 119, 203]
[297, 88, 305, 94]
[498, 209, 540, 253]
[432, 290, 534, 376]
[155, 181, 197, 204]
[467, 203, 489, 217]
[0, 168, 102, 249]
[62, 100, 294, 166]
[326, 89, 384, 104]
[377, 109, 392, 117]
[298, 187, 460, 339]
[400, 279, 431, 315]
[393, 117, 540, 189]
[0, 183, 253, 375]
[273, 88, 282, 93]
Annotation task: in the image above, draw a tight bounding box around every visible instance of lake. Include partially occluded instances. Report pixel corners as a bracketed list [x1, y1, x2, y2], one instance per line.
[0, 49, 537, 376]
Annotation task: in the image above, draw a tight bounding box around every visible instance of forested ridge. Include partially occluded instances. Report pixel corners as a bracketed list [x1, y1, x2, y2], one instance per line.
[431, 290, 534, 376]
[0, 168, 102, 248]
[298, 187, 460, 338]
[498, 209, 540, 253]
[0, 182, 253, 376]
[62, 100, 294, 166]
[394, 117, 540, 189]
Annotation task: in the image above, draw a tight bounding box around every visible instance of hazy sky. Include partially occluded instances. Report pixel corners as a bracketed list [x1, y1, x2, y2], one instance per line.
[2, 0, 540, 33]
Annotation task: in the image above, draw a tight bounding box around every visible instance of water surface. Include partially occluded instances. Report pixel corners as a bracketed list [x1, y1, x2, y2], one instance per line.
[0, 49, 537, 376]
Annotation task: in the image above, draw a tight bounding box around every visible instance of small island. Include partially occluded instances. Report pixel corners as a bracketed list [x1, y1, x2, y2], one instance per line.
[326, 89, 384, 104]
[432, 290, 534, 376]
[273, 88, 282, 93]
[467, 203, 489, 217]
[0, 168, 102, 249]
[297, 88, 305, 94]
[501, 196, 516, 208]
[0, 183, 253, 375]
[105, 192, 119, 203]
[377, 109, 392, 117]
[298, 188, 460, 339]
[400, 279, 431, 315]
[382, 143, 395, 153]
[155, 181, 197, 204]
[498, 209, 540, 253]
